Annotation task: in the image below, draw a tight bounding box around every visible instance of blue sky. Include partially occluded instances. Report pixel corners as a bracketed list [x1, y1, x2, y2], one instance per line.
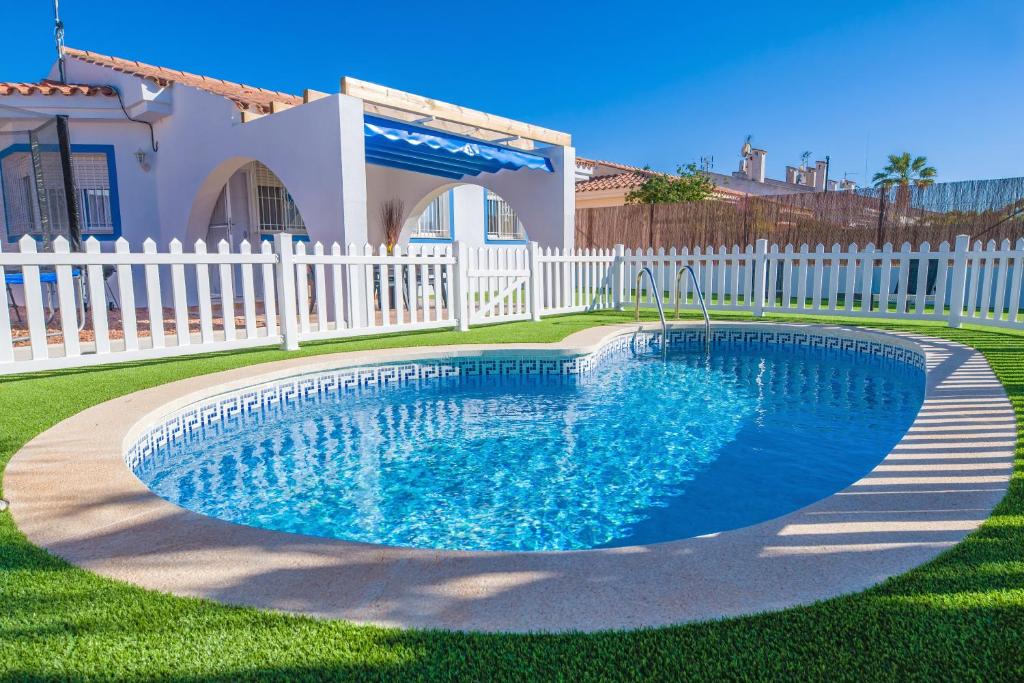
[5, 1, 1022, 183]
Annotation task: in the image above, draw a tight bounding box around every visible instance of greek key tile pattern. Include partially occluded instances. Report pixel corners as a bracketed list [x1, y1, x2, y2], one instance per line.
[125, 327, 925, 470]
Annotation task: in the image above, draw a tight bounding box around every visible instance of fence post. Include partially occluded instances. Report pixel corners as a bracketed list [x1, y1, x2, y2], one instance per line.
[18, 236, 48, 360]
[452, 241, 471, 331]
[612, 243, 626, 310]
[947, 234, 971, 328]
[0, 240, 14, 364]
[753, 238, 768, 318]
[528, 241, 543, 322]
[274, 233, 299, 350]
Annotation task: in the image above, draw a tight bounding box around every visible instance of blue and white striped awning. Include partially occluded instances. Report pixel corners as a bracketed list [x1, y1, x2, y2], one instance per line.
[363, 115, 554, 179]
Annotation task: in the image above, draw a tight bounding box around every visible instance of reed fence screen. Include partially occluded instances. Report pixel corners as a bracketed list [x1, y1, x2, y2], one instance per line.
[575, 177, 1024, 250]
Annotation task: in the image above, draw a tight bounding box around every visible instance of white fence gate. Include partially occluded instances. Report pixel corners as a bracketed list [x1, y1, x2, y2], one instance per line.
[2, 233, 1024, 375]
[461, 245, 535, 326]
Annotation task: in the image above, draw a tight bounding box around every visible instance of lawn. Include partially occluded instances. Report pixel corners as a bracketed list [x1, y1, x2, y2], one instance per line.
[1, 311, 1023, 681]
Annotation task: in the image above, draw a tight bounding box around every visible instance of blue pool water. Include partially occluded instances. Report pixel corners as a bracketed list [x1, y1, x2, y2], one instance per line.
[134, 341, 925, 551]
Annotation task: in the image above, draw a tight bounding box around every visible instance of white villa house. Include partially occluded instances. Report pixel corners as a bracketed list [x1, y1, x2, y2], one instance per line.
[0, 48, 577, 254]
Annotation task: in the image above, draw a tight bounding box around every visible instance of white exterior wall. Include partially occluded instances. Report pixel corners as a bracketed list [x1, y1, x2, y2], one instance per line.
[3, 56, 576, 312]
[160, 90, 368, 247]
[48, 57, 369, 249]
[452, 185, 487, 246]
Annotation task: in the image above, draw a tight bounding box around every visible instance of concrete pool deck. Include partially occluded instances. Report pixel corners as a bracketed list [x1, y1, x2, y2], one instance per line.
[3, 322, 1016, 633]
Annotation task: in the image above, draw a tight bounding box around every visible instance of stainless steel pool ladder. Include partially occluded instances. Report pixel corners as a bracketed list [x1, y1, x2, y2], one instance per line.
[634, 266, 667, 355]
[674, 266, 711, 353]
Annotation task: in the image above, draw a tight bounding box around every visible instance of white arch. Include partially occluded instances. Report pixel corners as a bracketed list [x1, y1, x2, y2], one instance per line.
[157, 89, 367, 247]
[184, 157, 309, 246]
[397, 182, 528, 245]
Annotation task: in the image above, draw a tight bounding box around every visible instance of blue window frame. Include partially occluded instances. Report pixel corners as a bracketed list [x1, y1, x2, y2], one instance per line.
[410, 189, 456, 243]
[0, 143, 122, 243]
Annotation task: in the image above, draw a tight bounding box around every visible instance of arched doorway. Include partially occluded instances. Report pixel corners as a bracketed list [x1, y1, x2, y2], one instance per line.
[204, 161, 308, 248]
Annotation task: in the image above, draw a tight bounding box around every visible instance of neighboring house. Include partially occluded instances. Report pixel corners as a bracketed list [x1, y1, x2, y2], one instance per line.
[0, 48, 576, 252]
[574, 157, 745, 208]
[574, 147, 856, 208]
[721, 145, 857, 196]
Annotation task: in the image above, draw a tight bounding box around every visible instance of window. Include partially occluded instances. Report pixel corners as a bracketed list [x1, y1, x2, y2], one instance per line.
[247, 161, 307, 237]
[413, 191, 452, 240]
[485, 190, 525, 241]
[0, 147, 118, 241]
[82, 188, 112, 231]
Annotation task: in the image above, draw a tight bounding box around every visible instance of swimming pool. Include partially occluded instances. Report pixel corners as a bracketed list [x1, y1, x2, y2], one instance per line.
[128, 326, 926, 552]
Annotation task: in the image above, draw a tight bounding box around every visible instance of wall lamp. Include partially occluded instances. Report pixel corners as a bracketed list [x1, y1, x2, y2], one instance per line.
[134, 148, 151, 172]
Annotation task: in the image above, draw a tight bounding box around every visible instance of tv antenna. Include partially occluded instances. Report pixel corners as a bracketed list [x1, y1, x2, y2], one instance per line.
[53, 0, 67, 83]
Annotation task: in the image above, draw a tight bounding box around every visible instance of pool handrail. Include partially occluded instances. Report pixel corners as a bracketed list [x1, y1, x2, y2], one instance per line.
[634, 267, 667, 352]
[674, 266, 711, 353]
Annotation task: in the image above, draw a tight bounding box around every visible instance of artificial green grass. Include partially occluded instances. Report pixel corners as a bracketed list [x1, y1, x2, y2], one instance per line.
[2, 311, 1023, 681]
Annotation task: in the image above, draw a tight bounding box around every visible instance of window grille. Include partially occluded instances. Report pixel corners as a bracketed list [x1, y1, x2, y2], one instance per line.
[73, 154, 113, 233]
[0, 150, 114, 238]
[248, 162, 307, 237]
[485, 190, 525, 240]
[413, 191, 451, 239]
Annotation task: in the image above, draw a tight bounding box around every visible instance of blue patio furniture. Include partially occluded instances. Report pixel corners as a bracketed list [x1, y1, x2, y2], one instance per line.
[5, 267, 84, 328]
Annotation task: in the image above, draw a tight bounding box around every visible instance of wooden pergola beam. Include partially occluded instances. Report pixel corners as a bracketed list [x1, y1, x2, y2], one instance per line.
[341, 76, 571, 147]
[361, 103, 535, 151]
[303, 88, 329, 103]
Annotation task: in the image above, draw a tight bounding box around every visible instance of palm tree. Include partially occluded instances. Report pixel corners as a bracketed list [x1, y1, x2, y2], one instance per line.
[873, 152, 937, 206]
[872, 152, 937, 247]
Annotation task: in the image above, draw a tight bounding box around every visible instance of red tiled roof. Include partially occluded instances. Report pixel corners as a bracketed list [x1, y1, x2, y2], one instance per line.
[0, 80, 116, 97]
[575, 170, 654, 192]
[576, 156, 650, 173]
[63, 47, 303, 114]
[575, 167, 750, 201]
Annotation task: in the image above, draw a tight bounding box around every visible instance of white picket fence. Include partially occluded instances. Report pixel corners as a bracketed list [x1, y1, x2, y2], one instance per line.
[284, 241, 458, 346]
[538, 247, 618, 315]
[623, 236, 1024, 329]
[1, 233, 1022, 374]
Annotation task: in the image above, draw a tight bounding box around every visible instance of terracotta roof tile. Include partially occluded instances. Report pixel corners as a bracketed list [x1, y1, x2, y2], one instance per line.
[0, 80, 116, 97]
[63, 48, 303, 114]
[576, 157, 650, 173]
[575, 168, 750, 201]
[575, 171, 654, 192]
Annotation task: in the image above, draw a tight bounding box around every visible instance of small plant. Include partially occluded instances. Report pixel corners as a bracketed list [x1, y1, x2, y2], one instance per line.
[380, 199, 405, 254]
[626, 163, 716, 204]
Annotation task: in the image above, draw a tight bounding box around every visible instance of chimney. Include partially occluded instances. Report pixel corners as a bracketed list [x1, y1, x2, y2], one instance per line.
[814, 160, 828, 191]
[747, 148, 766, 183]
